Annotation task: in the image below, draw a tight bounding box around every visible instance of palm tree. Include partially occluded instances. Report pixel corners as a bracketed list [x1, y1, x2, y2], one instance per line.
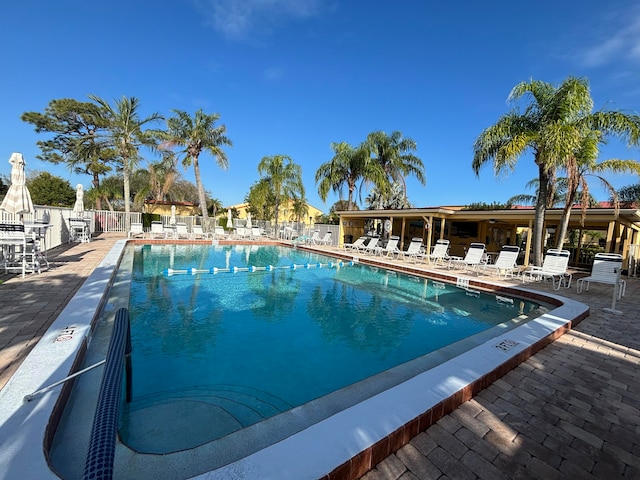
[365, 182, 411, 210]
[291, 195, 309, 225]
[472, 76, 640, 265]
[507, 177, 568, 207]
[89, 95, 162, 225]
[257, 155, 304, 231]
[315, 141, 384, 210]
[86, 175, 123, 212]
[162, 109, 232, 226]
[555, 131, 640, 249]
[364, 131, 425, 203]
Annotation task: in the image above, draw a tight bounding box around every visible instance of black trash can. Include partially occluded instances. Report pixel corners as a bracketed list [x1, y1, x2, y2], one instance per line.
[344, 234, 353, 244]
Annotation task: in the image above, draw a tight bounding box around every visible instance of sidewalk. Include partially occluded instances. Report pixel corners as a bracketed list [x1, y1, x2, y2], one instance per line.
[0, 233, 122, 390]
[1, 239, 639, 479]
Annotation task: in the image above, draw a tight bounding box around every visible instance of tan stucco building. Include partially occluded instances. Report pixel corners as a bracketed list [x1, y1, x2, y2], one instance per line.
[228, 201, 324, 225]
[337, 205, 640, 270]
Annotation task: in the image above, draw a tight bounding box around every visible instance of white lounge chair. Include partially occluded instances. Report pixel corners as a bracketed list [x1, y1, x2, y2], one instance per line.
[235, 227, 249, 239]
[319, 232, 332, 245]
[310, 231, 322, 244]
[128, 222, 145, 239]
[191, 224, 210, 239]
[576, 253, 626, 299]
[373, 235, 401, 257]
[344, 236, 367, 251]
[213, 226, 227, 239]
[448, 243, 486, 272]
[426, 239, 450, 265]
[361, 236, 383, 255]
[175, 222, 190, 239]
[251, 227, 263, 240]
[522, 248, 572, 290]
[399, 237, 424, 262]
[482, 245, 520, 278]
[357, 237, 379, 254]
[150, 221, 165, 239]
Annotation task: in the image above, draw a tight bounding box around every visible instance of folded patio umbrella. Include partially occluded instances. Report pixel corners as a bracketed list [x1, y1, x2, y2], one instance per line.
[1, 152, 34, 218]
[72, 184, 84, 215]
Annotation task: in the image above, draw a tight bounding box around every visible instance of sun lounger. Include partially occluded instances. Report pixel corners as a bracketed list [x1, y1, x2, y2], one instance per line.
[522, 248, 572, 290]
[425, 239, 450, 266]
[372, 235, 401, 257]
[399, 237, 425, 262]
[344, 236, 367, 251]
[482, 245, 520, 278]
[128, 222, 145, 239]
[150, 221, 165, 239]
[448, 243, 486, 272]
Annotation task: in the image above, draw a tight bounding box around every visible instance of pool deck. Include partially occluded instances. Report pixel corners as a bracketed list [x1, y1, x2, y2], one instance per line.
[1, 235, 639, 479]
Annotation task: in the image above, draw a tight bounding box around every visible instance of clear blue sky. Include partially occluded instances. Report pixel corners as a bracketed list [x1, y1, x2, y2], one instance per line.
[1, 0, 640, 213]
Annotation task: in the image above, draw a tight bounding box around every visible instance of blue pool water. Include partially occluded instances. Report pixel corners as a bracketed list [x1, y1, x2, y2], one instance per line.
[121, 244, 544, 454]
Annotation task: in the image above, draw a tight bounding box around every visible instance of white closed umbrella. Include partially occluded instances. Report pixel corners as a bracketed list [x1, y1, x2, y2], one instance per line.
[246, 212, 252, 229]
[1, 152, 34, 219]
[72, 184, 84, 215]
[227, 209, 233, 229]
[170, 205, 176, 225]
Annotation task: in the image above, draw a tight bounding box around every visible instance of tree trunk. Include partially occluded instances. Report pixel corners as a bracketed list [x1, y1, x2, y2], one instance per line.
[555, 191, 578, 251]
[532, 163, 552, 266]
[274, 198, 280, 232]
[123, 161, 131, 231]
[92, 172, 102, 210]
[192, 155, 209, 228]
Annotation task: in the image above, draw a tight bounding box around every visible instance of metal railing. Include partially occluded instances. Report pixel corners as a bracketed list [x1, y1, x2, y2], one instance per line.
[82, 308, 132, 480]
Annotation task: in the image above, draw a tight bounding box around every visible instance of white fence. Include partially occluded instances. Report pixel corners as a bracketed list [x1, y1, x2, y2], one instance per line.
[1, 206, 340, 250]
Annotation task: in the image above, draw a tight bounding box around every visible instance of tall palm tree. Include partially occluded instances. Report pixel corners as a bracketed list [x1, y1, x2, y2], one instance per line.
[162, 109, 232, 226]
[86, 175, 123, 212]
[365, 182, 411, 210]
[472, 76, 640, 265]
[89, 95, 162, 225]
[364, 130, 426, 203]
[315, 141, 384, 210]
[555, 131, 640, 249]
[257, 155, 304, 231]
[291, 195, 309, 225]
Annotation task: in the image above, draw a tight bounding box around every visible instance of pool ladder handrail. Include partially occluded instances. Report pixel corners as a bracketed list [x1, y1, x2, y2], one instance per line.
[82, 307, 133, 480]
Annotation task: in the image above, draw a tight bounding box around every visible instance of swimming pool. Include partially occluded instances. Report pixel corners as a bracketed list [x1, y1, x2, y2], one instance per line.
[42, 242, 577, 480]
[118, 244, 546, 454]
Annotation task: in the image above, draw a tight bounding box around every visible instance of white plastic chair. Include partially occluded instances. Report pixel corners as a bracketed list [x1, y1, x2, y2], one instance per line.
[577, 253, 626, 299]
[150, 221, 165, 239]
[128, 222, 145, 239]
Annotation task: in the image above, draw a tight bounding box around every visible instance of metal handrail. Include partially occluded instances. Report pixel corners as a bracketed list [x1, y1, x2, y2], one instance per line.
[82, 307, 132, 480]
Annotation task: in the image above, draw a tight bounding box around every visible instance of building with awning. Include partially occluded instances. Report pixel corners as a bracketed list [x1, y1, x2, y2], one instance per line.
[336, 205, 640, 271]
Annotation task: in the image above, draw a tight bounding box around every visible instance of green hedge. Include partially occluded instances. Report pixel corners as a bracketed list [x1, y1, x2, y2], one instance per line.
[141, 213, 161, 229]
